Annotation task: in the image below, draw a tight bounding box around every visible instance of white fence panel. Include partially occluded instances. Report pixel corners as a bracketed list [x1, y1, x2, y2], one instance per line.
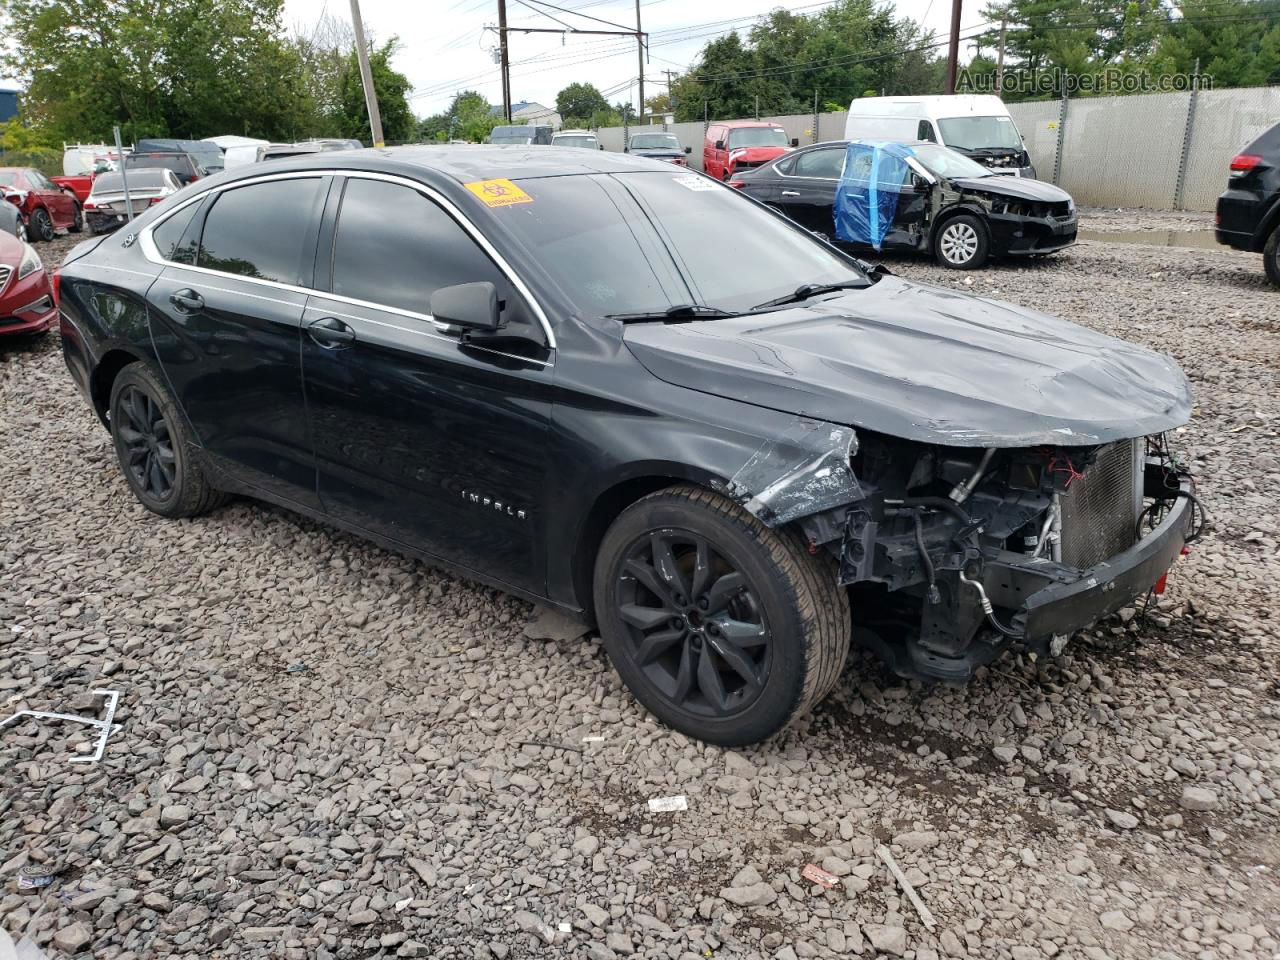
[760, 113, 814, 146]
[1181, 85, 1280, 212]
[596, 126, 625, 153]
[818, 111, 849, 143]
[1006, 100, 1062, 182]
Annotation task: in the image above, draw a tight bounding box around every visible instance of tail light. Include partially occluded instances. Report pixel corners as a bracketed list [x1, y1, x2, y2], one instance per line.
[1229, 154, 1262, 175]
[149, 197, 163, 205]
[83, 201, 97, 210]
[728, 178, 747, 189]
[52, 265, 62, 305]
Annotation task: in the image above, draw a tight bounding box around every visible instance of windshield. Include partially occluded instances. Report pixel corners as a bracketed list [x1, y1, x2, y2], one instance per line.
[93, 171, 168, 192]
[554, 135, 598, 149]
[491, 172, 865, 318]
[630, 134, 680, 150]
[728, 127, 788, 149]
[936, 115, 1022, 152]
[910, 143, 994, 179]
[491, 134, 533, 144]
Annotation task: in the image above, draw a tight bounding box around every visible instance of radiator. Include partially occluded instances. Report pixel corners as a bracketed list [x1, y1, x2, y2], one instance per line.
[1058, 439, 1143, 569]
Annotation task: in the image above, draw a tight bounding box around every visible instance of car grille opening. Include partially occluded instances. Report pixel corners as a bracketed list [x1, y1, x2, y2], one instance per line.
[0, 264, 11, 292]
[1057, 439, 1141, 569]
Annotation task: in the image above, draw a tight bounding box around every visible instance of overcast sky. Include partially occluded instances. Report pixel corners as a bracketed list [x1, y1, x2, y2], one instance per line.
[284, 0, 988, 118]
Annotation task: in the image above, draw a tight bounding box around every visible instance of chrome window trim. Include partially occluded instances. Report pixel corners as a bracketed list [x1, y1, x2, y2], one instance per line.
[137, 168, 557, 350]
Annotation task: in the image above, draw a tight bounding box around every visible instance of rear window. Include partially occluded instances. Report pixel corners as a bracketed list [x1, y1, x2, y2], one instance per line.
[126, 154, 195, 176]
[94, 171, 167, 192]
[1245, 122, 1280, 155]
[630, 134, 680, 150]
[553, 135, 598, 149]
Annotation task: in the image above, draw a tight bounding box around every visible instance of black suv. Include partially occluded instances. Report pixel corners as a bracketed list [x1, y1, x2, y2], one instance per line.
[1216, 121, 1280, 285]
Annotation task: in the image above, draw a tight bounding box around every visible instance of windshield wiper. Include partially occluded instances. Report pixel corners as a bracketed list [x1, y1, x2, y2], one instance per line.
[751, 280, 870, 311]
[606, 303, 738, 324]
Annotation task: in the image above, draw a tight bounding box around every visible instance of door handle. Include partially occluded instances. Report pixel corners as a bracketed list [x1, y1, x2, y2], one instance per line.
[781, 190, 801, 197]
[169, 288, 204, 312]
[307, 316, 356, 348]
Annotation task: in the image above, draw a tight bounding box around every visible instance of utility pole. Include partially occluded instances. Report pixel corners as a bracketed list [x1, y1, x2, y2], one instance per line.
[945, 0, 962, 95]
[635, 0, 645, 123]
[498, 0, 512, 121]
[349, 0, 385, 146]
[995, 10, 1007, 95]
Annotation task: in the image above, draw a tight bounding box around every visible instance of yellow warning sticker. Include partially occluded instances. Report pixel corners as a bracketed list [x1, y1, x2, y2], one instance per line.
[464, 178, 533, 208]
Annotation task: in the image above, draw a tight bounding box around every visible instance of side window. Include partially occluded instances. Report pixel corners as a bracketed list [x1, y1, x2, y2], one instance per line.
[152, 203, 200, 264]
[774, 155, 797, 175]
[917, 120, 937, 142]
[196, 178, 322, 284]
[794, 148, 845, 179]
[330, 177, 525, 324]
[29, 170, 52, 189]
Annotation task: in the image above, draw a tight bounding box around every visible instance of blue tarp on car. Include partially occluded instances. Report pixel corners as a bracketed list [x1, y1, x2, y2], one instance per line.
[834, 141, 915, 249]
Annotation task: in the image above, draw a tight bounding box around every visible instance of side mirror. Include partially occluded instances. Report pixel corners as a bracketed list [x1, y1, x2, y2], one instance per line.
[790, 137, 800, 147]
[432, 281, 502, 333]
[714, 140, 725, 151]
[684, 145, 692, 154]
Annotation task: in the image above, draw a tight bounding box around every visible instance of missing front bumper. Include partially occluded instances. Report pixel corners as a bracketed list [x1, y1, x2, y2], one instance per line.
[986, 474, 1194, 651]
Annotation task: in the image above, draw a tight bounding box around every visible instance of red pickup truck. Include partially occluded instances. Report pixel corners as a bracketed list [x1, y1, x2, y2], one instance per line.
[51, 174, 94, 203]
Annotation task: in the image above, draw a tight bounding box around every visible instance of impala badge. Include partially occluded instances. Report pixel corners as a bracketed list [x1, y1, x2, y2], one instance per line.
[461, 490, 526, 520]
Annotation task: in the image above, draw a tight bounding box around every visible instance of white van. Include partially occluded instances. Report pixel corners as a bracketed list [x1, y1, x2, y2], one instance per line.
[843, 95, 1035, 178]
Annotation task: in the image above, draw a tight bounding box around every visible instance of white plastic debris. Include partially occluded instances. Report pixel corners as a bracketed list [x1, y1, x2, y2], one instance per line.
[557, 921, 572, 933]
[647, 795, 688, 813]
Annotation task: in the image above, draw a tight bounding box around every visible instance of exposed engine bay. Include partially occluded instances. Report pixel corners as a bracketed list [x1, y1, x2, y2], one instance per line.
[790, 431, 1203, 681]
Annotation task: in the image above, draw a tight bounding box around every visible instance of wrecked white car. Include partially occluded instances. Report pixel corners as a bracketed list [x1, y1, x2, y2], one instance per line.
[58, 148, 1199, 746]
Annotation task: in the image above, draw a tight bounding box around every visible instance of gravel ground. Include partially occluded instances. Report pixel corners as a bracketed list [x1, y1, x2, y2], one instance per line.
[2, 215, 1278, 960]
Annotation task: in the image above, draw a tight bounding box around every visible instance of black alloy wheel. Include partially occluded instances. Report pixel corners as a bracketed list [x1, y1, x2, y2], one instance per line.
[594, 485, 851, 746]
[108, 362, 229, 518]
[29, 207, 54, 242]
[1264, 224, 1280, 287]
[614, 529, 772, 718]
[116, 384, 176, 501]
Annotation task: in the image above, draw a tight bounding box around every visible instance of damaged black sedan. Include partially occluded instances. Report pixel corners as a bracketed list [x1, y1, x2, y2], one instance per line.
[57, 146, 1197, 746]
[735, 139, 1078, 268]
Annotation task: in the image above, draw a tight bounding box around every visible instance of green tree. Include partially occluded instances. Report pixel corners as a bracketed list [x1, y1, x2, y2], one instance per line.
[419, 90, 500, 142]
[336, 39, 413, 143]
[669, 0, 948, 122]
[0, 0, 309, 142]
[555, 82, 610, 126]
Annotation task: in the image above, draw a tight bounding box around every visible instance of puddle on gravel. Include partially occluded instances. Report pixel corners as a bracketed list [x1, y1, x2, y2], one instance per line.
[1078, 228, 1223, 250]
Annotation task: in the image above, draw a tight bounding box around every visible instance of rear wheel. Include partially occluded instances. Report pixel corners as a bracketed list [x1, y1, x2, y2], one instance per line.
[594, 484, 850, 746]
[108, 363, 229, 519]
[69, 202, 83, 233]
[14, 218, 25, 242]
[933, 213, 989, 269]
[1264, 224, 1280, 287]
[29, 207, 54, 242]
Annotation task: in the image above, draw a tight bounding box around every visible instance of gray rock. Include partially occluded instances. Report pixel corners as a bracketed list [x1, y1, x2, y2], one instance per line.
[1105, 808, 1139, 830]
[864, 924, 908, 956]
[1179, 787, 1219, 811]
[53, 922, 93, 953]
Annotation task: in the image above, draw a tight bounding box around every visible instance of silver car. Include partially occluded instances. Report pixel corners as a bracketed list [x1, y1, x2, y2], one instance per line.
[83, 169, 184, 235]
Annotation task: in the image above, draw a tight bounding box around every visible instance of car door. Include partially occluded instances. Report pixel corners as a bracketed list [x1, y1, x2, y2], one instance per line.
[145, 174, 328, 509]
[29, 169, 75, 227]
[300, 174, 554, 594]
[776, 146, 844, 235]
[704, 126, 722, 178]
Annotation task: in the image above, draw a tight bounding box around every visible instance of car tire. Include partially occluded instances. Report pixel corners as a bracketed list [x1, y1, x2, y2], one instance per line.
[1264, 225, 1280, 287]
[69, 203, 84, 233]
[29, 207, 54, 242]
[593, 484, 851, 746]
[108, 363, 230, 519]
[14, 219, 25, 242]
[933, 213, 989, 269]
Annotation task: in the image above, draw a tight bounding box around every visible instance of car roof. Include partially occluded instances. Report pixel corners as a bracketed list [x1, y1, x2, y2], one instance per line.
[717, 120, 784, 128]
[208, 145, 669, 185]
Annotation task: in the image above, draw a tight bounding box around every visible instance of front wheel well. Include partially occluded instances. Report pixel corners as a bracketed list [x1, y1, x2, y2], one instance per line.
[929, 204, 988, 245]
[573, 475, 708, 623]
[90, 349, 145, 424]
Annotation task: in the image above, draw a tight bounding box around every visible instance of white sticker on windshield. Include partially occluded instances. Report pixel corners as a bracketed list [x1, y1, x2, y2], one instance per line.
[671, 175, 719, 191]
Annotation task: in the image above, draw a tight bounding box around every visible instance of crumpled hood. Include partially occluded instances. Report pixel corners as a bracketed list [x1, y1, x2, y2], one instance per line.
[950, 176, 1072, 204]
[729, 146, 787, 166]
[623, 276, 1192, 447]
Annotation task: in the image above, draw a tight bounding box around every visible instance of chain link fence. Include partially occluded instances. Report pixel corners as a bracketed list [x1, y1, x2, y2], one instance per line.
[589, 85, 1280, 211]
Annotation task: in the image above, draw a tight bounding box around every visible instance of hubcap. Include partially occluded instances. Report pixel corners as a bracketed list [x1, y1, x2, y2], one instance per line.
[941, 222, 979, 263]
[117, 386, 176, 500]
[614, 530, 772, 718]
